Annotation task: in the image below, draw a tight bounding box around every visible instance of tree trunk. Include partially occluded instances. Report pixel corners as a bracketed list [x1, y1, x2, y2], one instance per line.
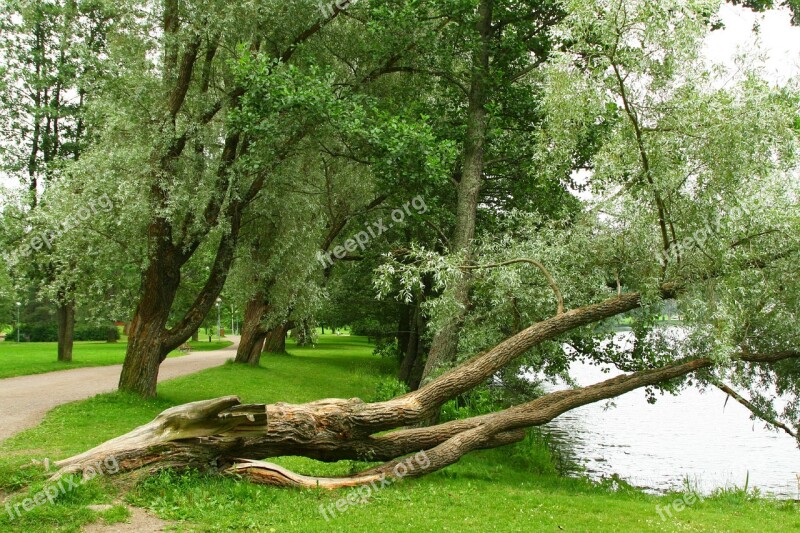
[192, 331, 199, 342]
[56, 300, 75, 363]
[118, 246, 182, 398]
[398, 300, 421, 386]
[235, 295, 270, 365]
[421, 0, 493, 385]
[263, 323, 289, 354]
[397, 303, 412, 356]
[55, 291, 799, 488]
[119, 190, 242, 398]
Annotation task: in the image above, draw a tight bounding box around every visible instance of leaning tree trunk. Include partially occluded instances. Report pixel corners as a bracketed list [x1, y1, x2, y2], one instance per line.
[56, 300, 75, 363]
[56, 289, 798, 488]
[60, 288, 799, 490]
[421, 0, 492, 386]
[118, 243, 182, 398]
[235, 296, 270, 365]
[118, 208, 240, 398]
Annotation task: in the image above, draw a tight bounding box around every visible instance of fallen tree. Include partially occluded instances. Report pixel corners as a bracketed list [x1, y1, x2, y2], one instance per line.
[54, 288, 800, 489]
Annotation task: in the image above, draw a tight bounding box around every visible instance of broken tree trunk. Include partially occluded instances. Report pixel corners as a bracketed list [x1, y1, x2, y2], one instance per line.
[55, 289, 799, 490]
[55, 349, 798, 488]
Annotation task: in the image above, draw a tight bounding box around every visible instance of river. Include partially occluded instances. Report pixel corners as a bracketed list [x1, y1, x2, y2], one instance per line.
[537, 331, 800, 498]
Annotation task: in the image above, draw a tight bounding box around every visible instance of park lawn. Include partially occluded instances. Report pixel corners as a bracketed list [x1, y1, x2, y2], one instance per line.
[0, 339, 234, 379]
[0, 335, 797, 532]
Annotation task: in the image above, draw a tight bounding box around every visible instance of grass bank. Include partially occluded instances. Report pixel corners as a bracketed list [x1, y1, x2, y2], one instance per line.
[0, 339, 233, 379]
[0, 335, 796, 532]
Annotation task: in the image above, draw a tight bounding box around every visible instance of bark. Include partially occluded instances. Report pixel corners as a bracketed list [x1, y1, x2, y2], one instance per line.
[263, 323, 289, 354]
[398, 299, 422, 386]
[422, 0, 493, 384]
[235, 295, 270, 365]
[118, 240, 183, 398]
[56, 300, 75, 363]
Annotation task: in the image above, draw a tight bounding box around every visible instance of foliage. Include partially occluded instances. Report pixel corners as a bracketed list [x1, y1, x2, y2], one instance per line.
[368, 376, 410, 403]
[7, 323, 119, 343]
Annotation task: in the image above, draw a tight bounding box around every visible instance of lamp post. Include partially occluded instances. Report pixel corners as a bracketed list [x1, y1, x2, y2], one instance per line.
[216, 298, 222, 341]
[230, 305, 235, 337]
[15, 302, 21, 342]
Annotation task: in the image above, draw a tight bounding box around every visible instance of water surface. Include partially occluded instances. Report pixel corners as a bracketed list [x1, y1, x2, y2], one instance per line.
[538, 332, 800, 498]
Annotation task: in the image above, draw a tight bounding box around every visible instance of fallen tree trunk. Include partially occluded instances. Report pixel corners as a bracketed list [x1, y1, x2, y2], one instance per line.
[54, 288, 799, 489]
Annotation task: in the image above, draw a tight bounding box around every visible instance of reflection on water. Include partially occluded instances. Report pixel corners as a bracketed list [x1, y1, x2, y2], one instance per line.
[537, 332, 800, 498]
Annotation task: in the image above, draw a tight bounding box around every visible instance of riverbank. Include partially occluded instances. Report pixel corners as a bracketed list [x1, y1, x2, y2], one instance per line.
[0, 334, 797, 531]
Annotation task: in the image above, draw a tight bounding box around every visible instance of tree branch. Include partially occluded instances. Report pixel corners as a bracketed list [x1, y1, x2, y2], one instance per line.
[715, 381, 797, 438]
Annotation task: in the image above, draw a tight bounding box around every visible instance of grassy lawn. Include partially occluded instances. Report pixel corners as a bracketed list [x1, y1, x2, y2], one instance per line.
[0, 339, 234, 379]
[0, 334, 797, 532]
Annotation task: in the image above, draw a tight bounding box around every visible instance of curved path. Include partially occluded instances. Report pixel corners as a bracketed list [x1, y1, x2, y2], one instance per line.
[0, 337, 239, 442]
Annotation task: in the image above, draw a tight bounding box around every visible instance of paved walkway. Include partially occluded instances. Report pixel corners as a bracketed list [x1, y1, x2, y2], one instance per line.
[0, 337, 239, 442]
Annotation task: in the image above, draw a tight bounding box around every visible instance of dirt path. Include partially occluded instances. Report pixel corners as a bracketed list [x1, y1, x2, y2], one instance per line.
[0, 337, 239, 442]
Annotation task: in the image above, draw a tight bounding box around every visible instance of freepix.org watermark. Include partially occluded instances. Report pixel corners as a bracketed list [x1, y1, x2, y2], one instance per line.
[656, 490, 705, 522]
[17, 193, 114, 258]
[317, 195, 427, 268]
[319, 450, 430, 521]
[655, 202, 754, 267]
[4, 456, 120, 521]
[317, 0, 360, 18]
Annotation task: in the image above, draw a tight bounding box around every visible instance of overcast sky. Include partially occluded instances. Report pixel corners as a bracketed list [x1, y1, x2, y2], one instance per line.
[1, 3, 800, 192]
[705, 3, 800, 84]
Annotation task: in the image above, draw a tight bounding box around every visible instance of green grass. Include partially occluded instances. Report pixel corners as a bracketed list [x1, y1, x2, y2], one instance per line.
[0, 339, 233, 379]
[0, 335, 797, 532]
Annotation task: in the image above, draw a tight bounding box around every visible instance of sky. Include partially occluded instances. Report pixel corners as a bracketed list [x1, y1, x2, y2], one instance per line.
[705, 3, 800, 84]
[1, 3, 800, 192]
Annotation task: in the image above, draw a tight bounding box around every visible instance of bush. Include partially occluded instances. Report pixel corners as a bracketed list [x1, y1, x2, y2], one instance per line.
[369, 377, 410, 402]
[6, 324, 120, 342]
[350, 318, 396, 343]
[6, 323, 57, 342]
[373, 340, 402, 362]
[509, 429, 565, 476]
[440, 386, 502, 421]
[75, 325, 120, 342]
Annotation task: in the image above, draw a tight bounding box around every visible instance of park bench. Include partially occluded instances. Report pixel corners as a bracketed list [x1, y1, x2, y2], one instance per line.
[179, 342, 192, 354]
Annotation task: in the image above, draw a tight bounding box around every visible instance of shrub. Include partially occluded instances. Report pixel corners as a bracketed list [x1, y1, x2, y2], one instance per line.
[369, 377, 410, 402]
[75, 325, 120, 342]
[350, 318, 396, 343]
[373, 340, 402, 362]
[7, 324, 120, 342]
[6, 323, 57, 342]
